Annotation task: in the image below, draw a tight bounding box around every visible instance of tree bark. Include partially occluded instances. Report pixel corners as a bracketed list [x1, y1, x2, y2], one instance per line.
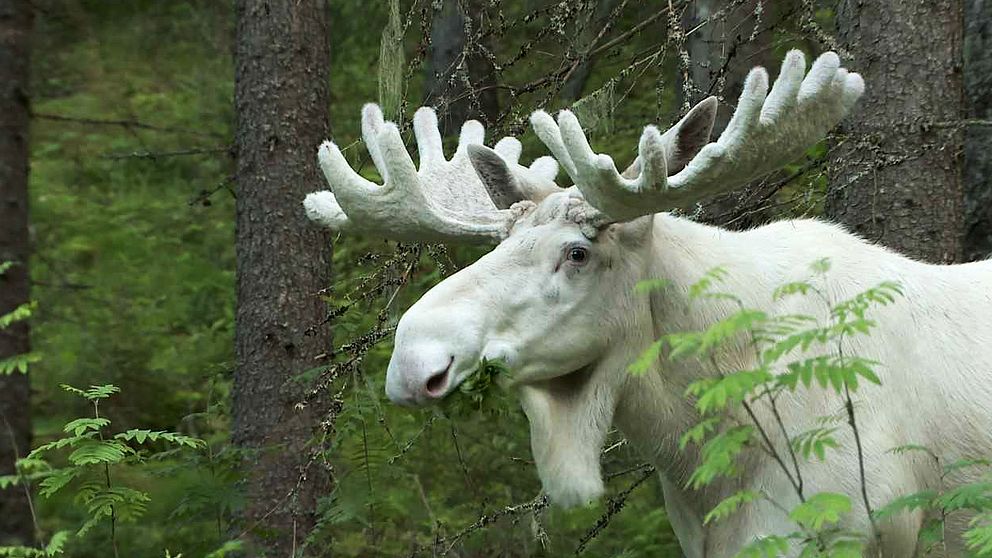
[233, 1, 332, 555]
[826, 0, 964, 263]
[963, 0, 992, 261]
[0, 0, 35, 547]
[424, 0, 499, 134]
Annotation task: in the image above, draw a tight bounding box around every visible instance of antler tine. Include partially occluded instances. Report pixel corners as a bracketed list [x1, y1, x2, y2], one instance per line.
[530, 110, 579, 181]
[528, 100, 716, 221]
[305, 104, 548, 244]
[531, 50, 863, 222]
[668, 50, 863, 193]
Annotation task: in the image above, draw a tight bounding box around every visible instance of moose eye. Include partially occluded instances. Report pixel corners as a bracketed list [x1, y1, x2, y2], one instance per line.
[566, 246, 589, 264]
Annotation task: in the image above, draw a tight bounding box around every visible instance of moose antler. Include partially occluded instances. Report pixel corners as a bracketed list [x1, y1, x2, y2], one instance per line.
[530, 50, 864, 221]
[304, 104, 558, 243]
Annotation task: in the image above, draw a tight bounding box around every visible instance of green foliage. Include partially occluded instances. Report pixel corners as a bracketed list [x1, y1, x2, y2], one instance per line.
[870, 456, 992, 556]
[635, 260, 904, 555]
[789, 493, 851, 531]
[0, 352, 43, 375]
[790, 427, 839, 461]
[636, 261, 992, 556]
[439, 358, 513, 417]
[735, 535, 791, 557]
[0, 384, 206, 557]
[967, 514, 992, 556]
[704, 490, 762, 525]
[0, 301, 36, 330]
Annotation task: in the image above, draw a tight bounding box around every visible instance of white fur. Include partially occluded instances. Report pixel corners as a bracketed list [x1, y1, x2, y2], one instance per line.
[386, 199, 992, 557]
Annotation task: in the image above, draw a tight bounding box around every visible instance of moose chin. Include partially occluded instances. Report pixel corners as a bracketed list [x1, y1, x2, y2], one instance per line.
[304, 50, 992, 557]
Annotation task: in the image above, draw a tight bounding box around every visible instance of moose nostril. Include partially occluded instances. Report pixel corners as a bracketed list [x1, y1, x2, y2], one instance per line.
[424, 356, 454, 398]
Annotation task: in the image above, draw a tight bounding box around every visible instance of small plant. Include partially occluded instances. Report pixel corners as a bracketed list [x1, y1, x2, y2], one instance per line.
[635, 259, 992, 556]
[0, 384, 205, 558]
[874, 449, 992, 555]
[0, 261, 41, 376]
[634, 259, 903, 556]
[439, 358, 512, 418]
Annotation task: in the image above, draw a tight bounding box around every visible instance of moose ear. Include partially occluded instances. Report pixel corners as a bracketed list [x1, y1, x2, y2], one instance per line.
[620, 97, 718, 179]
[666, 96, 718, 174]
[468, 144, 528, 209]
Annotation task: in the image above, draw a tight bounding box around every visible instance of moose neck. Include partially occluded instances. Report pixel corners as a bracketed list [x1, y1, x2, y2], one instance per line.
[612, 213, 759, 488]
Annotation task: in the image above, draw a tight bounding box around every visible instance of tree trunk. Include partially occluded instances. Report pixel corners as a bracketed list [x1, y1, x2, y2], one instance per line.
[233, 1, 332, 555]
[826, 0, 964, 263]
[963, 0, 992, 261]
[424, 0, 499, 134]
[0, 0, 35, 547]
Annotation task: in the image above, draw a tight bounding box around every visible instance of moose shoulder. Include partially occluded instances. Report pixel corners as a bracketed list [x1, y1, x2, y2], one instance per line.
[304, 51, 992, 557]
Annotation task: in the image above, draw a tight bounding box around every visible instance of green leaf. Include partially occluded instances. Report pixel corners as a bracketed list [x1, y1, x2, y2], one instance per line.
[873, 490, 936, 520]
[887, 444, 937, 460]
[28, 435, 91, 460]
[966, 512, 992, 556]
[809, 258, 831, 274]
[38, 468, 80, 498]
[679, 417, 721, 450]
[0, 352, 42, 375]
[628, 339, 665, 376]
[791, 427, 840, 461]
[634, 278, 672, 294]
[789, 492, 851, 531]
[67, 440, 130, 465]
[687, 426, 753, 489]
[825, 538, 865, 558]
[44, 531, 70, 556]
[60, 383, 120, 400]
[115, 429, 205, 449]
[942, 457, 992, 474]
[0, 301, 36, 329]
[688, 266, 730, 300]
[772, 281, 814, 300]
[934, 482, 992, 512]
[693, 368, 773, 415]
[734, 535, 790, 557]
[83, 384, 120, 400]
[62, 417, 110, 437]
[705, 490, 761, 524]
[917, 518, 945, 555]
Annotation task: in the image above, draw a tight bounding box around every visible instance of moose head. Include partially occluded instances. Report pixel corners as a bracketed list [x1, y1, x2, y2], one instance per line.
[304, 50, 864, 508]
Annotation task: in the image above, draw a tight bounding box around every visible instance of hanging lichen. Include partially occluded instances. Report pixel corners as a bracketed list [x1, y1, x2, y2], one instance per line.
[378, 0, 404, 121]
[571, 80, 616, 139]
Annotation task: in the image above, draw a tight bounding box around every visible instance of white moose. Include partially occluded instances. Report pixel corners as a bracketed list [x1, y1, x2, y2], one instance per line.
[304, 51, 992, 557]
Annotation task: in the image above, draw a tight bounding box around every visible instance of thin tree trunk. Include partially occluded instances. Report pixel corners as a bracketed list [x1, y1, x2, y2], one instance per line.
[424, 0, 498, 134]
[826, 0, 964, 263]
[560, 0, 618, 102]
[233, 1, 332, 555]
[681, 0, 774, 229]
[963, 0, 992, 261]
[0, 0, 35, 547]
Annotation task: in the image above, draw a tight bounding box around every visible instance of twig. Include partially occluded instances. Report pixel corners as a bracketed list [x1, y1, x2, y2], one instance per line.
[574, 467, 655, 554]
[102, 146, 232, 160]
[31, 111, 226, 139]
[429, 493, 549, 556]
[2, 412, 41, 546]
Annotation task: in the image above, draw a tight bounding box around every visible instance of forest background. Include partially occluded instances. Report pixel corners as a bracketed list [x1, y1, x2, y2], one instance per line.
[0, 0, 988, 557]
